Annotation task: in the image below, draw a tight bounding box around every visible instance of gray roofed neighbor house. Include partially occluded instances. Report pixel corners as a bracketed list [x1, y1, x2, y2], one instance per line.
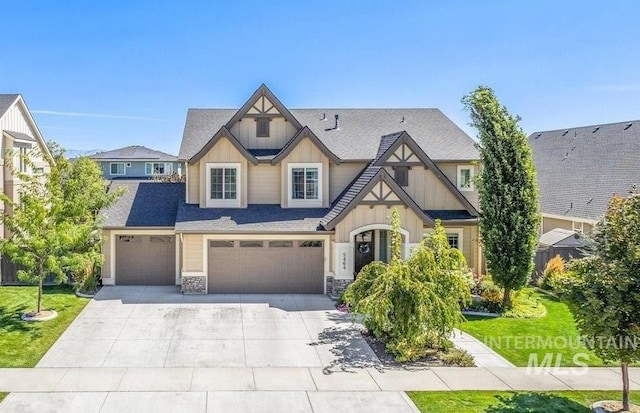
[91, 145, 178, 162]
[179, 108, 479, 162]
[102, 181, 185, 228]
[175, 204, 329, 233]
[529, 120, 640, 221]
[0, 94, 20, 118]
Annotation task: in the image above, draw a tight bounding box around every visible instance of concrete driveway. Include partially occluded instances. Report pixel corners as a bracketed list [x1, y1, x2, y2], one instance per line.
[38, 286, 379, 369]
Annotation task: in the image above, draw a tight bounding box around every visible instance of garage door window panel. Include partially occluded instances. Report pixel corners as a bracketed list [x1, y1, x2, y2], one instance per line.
[269, 240, 293, 248]
[210, 240, 235, 248]
[240, 241, 264, 248]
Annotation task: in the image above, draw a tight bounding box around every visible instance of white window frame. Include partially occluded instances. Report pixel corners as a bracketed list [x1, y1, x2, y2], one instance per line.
[287, 163, 323, 208]
[145, 162, 173, 175]
[423, 227, 464, 251]
[457, 165, 475, 191]
[205, 162, 241, 208]
[110, 162, 126, 176]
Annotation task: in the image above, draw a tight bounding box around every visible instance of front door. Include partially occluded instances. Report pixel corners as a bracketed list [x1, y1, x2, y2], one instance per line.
[354, 230, 375, 276]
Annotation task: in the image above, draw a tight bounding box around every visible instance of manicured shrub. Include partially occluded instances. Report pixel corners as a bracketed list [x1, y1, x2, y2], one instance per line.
[539, 255, 566, 293]
[440, 348, 475, 367]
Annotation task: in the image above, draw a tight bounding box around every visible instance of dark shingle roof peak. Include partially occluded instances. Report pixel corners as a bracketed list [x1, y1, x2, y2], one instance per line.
[530, 119, 640, 137]
[0, 94, 20, 118]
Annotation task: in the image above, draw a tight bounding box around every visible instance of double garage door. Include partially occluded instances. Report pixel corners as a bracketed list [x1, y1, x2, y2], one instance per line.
[207, 240, 324, 294]
[115, 235, 175, 285]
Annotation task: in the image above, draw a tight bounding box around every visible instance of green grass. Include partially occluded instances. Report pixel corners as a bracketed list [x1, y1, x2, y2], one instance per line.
[408, 391, 640, 413]
[0, 393, 5, 403]
[0, 286, 89, 367]
[460, 290, 604, 366]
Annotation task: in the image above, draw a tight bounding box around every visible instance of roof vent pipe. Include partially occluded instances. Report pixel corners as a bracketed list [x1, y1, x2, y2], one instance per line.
[334, 114, 340, 130]
[321, 113, 327, 121]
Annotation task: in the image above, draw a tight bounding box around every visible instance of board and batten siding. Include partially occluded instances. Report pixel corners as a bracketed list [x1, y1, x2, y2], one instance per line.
[334, 204, 424, 243]
[187, 162, 199, 204]
[329, 163, 366, 203]
[183, 234, 204, 272]
[279, 137, 330, 208]
[196, 137, 249, 208]
[437, 162, 479, 210]
[0, 102, 37, 146]
[230, 117, 297, 150]
[248, 163, 280, 204]
[101, 230, 112, 280]
[384, 166, 465, 211]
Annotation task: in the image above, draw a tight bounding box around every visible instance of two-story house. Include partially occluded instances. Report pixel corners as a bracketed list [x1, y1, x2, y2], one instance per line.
[100, 85, 482, 295]
[0, 94, 53, 284]
[90, 145, 183, 180]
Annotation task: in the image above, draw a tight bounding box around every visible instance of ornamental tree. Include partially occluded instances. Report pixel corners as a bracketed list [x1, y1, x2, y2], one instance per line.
[563, 191, 640, 411]
[462, 86, 540, 308]
[343, 209, 470, 361]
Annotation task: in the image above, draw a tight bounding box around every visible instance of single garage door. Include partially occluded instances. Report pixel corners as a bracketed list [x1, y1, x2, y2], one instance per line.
[116, 235, 175, 285]
[208, 240, 324, 293]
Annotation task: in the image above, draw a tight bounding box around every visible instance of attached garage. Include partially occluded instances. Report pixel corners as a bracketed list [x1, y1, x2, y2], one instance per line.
[207, 239, 324, 293]
[115, 235, 176, 285]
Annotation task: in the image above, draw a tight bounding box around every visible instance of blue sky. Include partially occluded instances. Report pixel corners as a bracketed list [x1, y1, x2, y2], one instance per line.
[2, 1, 639, 155]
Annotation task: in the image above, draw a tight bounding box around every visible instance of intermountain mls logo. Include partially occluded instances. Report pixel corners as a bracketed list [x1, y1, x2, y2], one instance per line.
[484, 335, 640, 374]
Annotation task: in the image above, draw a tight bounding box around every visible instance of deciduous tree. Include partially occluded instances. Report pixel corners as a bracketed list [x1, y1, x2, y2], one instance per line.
[563, 190, 640, 411]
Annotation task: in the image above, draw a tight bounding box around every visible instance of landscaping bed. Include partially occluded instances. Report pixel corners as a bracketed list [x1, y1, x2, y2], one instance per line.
[460, 290, 603, 366]
[407, 390, 640, 413]
[0, 286, 90, 367]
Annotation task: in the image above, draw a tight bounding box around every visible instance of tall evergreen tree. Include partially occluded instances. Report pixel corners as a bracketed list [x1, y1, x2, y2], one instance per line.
[462, 86, 540, 307]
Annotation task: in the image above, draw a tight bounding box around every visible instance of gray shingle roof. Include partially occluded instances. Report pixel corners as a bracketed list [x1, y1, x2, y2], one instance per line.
[91, 145, 178, 162]
[179, 108, 479, 162]
[175, 204, 329, 233]
[102, 181, 185, 228]
[321, 165, 381, 227]
[529, 120, 640, 221]
[539, 228, 582, 247]
[4, 131, 36, 142]
[0, 94, 19, 119]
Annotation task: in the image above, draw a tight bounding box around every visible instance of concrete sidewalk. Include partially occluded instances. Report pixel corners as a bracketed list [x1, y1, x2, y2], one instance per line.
[1, 366, 639, 393]
[451, 329, 515, 368]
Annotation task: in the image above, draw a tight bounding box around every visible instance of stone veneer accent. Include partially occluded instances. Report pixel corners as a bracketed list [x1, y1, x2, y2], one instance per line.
[326, 276, 353, 298]
[182, 275, 206, 294]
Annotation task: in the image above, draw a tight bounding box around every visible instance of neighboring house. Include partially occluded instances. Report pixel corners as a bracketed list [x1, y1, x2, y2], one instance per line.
[0, 94, 54, 284]
[529, 120, 640, 235]
[90, 145, 183, 180]
[100, 84, 482, 295]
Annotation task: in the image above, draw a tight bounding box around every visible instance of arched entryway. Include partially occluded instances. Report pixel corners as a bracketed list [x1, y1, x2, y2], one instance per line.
[350, 224, 409, 276]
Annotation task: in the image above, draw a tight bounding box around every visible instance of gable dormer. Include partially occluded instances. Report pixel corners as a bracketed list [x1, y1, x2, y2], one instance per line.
[225, 84, 302, 151]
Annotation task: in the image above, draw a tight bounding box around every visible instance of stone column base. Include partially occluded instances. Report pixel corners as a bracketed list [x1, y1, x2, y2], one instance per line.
[182, 275, 206, 294]
[326, 276, 353, 298]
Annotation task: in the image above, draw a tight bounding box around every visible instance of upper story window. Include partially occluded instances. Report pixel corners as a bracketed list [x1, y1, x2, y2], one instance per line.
[256, 118, 270, 137]
[110, 162, 126, 176]
[145, 162, 173, 175]
[394, 166, 409, 187]
[288, 163, 323, 208]
[457, 165, 475, 191]
[206, 163, 241, 207]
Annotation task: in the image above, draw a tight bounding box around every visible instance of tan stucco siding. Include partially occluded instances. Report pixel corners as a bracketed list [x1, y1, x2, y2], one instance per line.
[334, 205, 424, 243]
[329, 163, 366, 203]
[187, 162, 199, 204]
[280, 137, 330, 208]
[248, 163, 280, 204]
[196, 137, 249, 208]
[437, 162, 479, 210]
[101, 230, 111, 279]
[183, 234, 203, 272]
[542, 217, 574, 233]
[230, 117, 297, 150]
[384, 166, 465, 210]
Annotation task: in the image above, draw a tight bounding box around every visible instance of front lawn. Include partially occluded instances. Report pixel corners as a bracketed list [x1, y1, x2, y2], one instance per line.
[0, 393, 5, 403]
[0, 286, 89, 367]
[460, 290, 604, 366]
[408, 391, 640, 413]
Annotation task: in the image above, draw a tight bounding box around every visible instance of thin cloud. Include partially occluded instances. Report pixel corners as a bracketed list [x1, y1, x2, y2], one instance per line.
[587, 83, 640, 93]
[32, 110, 165, 121]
